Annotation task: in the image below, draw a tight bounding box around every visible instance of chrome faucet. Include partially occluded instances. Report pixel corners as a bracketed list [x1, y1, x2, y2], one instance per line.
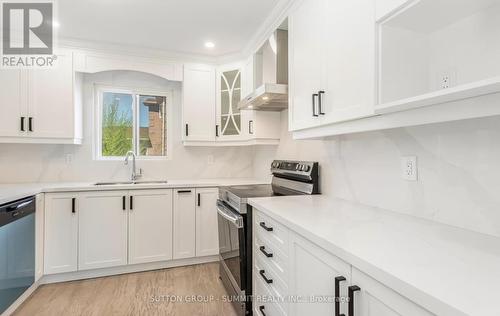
[124, 151, 142, 181]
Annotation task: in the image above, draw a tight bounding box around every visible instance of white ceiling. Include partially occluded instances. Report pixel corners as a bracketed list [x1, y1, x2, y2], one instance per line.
[57, 0, 281, 57]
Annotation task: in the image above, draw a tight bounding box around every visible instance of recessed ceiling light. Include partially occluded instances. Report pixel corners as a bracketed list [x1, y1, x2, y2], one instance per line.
[262, 96, 269, 101]
[52, 21, 60, 28]
[248, 105, 254, 109]
[205, 41, 215, 48]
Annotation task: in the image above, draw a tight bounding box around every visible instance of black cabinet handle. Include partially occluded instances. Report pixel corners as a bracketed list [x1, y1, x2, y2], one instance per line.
[335, 276, 346, 316]
[258, 305, 266, 316]
[129, 196, 133, 210]
[185, 123, 189, 137]
[249, 120, 254, 135]
[259, 246, 273, 258]
[312, 93, 319, 117]
[122, 196, 126, 210]
[20, 117, 25, 132]
[215, 125, 219, 137]
[259, 270, 273, 284]
[259, 222, 273, 232]
[197, 193, 201, 206]
[318, 90, 325, 115]
[71, 198, 76, 214]
[28, 117, 33, 132]
[348, 285, 361, 316]
[177, 190, 192, 194]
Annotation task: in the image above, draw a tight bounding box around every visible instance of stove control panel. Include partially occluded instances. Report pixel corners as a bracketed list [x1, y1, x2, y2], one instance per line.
[271, 160, 317, 176]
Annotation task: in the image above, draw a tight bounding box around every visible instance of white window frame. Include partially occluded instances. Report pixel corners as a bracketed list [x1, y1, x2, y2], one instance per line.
[93, 85, 173, 161]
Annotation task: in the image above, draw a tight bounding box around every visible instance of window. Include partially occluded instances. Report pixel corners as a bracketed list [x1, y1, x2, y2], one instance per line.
[96, 88, 168, 159]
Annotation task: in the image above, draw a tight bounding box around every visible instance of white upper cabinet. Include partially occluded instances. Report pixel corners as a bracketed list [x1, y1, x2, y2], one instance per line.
[128, 189, 173, 265]
[44, 193, 78, 275]
[0, 70, 26, 138]
[195, 188, 219, 257]
[289, 0, 375, 131]
[216, 64, 244, 141]
[321, 0, 375, 124]
[376, 0, 500, 114]
[0, 49, 82, 144]
[182, 64, 217, 142]
[78, 191, 128, 271]
[376, 0, 411, 20]
[288, 0, 326, 131]
[173, 189, 197, 260]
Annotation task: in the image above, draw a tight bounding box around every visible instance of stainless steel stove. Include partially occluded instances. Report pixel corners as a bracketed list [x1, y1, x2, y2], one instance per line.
[217, 160, 319, 315]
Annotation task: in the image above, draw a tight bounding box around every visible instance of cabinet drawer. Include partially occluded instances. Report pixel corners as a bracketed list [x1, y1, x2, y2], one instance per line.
[255, 255, 288, 313]
[254, 274, 287, 316]
[255, 235, 288, 283]
[254, 211, 289, 255]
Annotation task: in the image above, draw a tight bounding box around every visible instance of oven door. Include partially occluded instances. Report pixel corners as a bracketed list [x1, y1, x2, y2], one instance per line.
[217, 200, 247, 313]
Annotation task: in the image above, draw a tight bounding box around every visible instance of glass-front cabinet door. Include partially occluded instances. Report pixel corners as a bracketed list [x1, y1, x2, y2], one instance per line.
[217, 67, 243, 140]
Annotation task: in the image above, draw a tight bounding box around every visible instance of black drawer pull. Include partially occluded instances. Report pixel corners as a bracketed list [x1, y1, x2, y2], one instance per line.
[259, 305, 266, 316]
[348, 285, 361, 316]
[185, 123, 189, 137]
[28, 117, 33, 132]
[312, 93, 319, 117]
[259, 222, 273, 232]
[318, 90, 325, 115]
[130, 196, 133, 210]
[20, 117, 25, 132]
[122, 196, 126, 210]
[71, 198, 76, 214]
[259, 270, 273, 284]
[259, 246, 273, 258]
[197, 193, 201, 206]
[177, 190, 192, 194]
[335, 276, 346, 316]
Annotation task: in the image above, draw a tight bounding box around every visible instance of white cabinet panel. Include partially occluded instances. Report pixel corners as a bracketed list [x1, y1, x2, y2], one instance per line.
[28, 52, 76, 139]
[183, 64, 216, 141]
[173, 189, 196, 259]
[352, 267, 435, 316]
[288, 0, 326, 130]
[44, 193, 78, 275]
[288, 232, 351, 316]
[78, 191, 128, 270]
[128, 189, 173, 265]
[195, 188, 219, 257]
[376, 0, 410, 20]
[322, 0, 375, 124]
[0, 69, 26, 137]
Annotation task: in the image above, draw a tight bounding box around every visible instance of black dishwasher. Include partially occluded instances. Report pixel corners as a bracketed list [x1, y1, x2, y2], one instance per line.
[0, 196, 36, 314]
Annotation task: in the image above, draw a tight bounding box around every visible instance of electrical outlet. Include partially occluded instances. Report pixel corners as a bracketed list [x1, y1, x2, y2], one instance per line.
[207, 155, 214, 165]
[401, 156, 417, 181]
[65, 154, 73, 165]
[441, 75, 451, 89]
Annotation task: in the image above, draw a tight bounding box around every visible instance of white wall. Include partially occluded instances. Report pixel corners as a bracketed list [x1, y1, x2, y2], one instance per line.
[0, 71, 254, 183]
[254, 110, 500, 238]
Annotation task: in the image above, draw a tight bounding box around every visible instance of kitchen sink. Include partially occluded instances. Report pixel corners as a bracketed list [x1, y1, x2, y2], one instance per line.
[94, 180, 168, 186]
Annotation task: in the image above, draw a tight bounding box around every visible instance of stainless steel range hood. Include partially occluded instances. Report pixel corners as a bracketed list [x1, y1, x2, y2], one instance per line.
[238, 29, 288, 111]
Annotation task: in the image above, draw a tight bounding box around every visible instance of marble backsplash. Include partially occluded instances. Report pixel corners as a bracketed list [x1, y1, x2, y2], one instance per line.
[253, 111, 500, 238]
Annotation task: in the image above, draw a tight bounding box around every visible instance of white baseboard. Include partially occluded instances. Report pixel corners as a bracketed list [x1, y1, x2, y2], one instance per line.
[41, 255, 219, 284]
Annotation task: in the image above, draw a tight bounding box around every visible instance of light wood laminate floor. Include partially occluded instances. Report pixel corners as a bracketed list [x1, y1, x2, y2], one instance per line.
[14, 263, 239, 316]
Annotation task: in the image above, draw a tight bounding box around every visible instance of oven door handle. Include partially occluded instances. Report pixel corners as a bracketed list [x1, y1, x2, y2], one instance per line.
[217, 203, 243, 229]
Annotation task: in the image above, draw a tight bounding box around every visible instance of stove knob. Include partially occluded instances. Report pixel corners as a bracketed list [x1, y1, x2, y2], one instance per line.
[304, 165, 311, 172]
[295, 164, 300, 171]
[301, 165, 306, 171]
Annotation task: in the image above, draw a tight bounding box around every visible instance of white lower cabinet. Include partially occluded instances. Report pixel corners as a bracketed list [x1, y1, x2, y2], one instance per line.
[351, 267, 435, 316]
[253, 209, 436, 316]
[44, 193, 78, 275]
[288, 233, 351, 316]
[128, 189, 173, 264]
[195, 188, 219, 257]
[173, 189, 197, 259]
[78, 191, 129, 270]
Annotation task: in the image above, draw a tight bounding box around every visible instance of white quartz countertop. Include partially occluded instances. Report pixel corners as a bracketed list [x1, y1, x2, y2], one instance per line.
[0, 178, 267, 205]
[248, 195, 500, 316]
